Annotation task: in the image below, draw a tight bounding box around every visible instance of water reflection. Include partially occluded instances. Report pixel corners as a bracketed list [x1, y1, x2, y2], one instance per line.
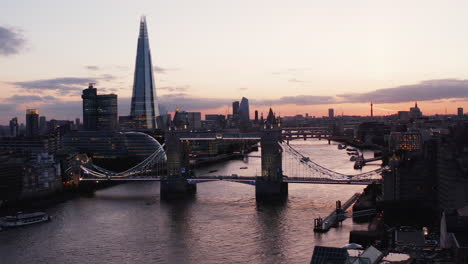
[160, 198, 196, 263]
[255, 201, 289, 263]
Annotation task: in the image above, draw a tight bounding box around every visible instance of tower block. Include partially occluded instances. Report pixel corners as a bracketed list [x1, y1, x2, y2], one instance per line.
[161, 132, 196, 199]
[256, 129, 288, 201]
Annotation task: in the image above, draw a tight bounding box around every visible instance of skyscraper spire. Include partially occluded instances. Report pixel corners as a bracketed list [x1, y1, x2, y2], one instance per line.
[130, 16, 160, 129]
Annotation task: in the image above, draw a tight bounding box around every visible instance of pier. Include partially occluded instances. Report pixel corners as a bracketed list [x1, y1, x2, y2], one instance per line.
[314, 192, 361, 233]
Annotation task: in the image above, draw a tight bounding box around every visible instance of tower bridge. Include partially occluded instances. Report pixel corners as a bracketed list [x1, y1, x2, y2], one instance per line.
[80, 130, 384, 201]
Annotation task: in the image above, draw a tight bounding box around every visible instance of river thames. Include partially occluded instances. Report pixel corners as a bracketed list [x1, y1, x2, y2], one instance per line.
[0, 140, 381, 263]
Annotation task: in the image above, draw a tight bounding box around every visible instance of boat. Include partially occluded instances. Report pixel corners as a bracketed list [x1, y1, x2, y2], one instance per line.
[354, 157, 364, 169]
[350, 155, 357, 161]
[0, 212, 50, 227]
[346, 148, 357, 151]
[337, 144, 347, 150]
[240, 167, 248, 169]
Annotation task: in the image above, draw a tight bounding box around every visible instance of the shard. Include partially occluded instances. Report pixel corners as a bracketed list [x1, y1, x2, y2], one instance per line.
[130, 16, 160, 129]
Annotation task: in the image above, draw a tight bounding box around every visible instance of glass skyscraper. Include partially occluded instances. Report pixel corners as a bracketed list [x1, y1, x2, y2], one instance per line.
[239, 97, 250, 122]
[130, 16, 160, 129]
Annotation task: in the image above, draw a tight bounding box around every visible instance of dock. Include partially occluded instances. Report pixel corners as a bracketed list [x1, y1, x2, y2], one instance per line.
[314, 192, 361, 233]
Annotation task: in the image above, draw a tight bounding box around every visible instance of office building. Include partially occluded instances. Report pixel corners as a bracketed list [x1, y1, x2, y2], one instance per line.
[328, 108, 334, 118]
[39, 116, 47, 134]
[187, 112, 201, 129]
[239, 97, 250, 121]
[204, 114, 226, 129]
[458, 107, 463, 118]
[130, 16, 160, 129]
[9, 117, 18, 137]
[232, 101, 239, 116]
[82, 83, 118, 131]
[172, 110, 201, 130]
[26, 109, 40, 137]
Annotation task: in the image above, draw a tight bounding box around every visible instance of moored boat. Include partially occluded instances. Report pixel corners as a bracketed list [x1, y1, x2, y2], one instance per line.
[0, 212, 50, 227]
[337, 144, 347, 150]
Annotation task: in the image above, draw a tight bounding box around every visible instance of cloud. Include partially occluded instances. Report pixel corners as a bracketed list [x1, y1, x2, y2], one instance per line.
[11, 77, 97, 94]
[272, 68, 312, 75]
[338, 79, 468, 104]
[4, 95, 57, 104]
[254, 95, 336, 106]
[155, 94, 335, 112]
[0, 26, 25, 56]
[154, 66, 179, 74]
[154, 66, 166, 73]
[158, 85, 190, 93]
[0, 103, 16, 112]
[100, 74, 117, 81]
[158, 93, 232, 111]
[10, 75, 117, 95]
[85, 65, 99, 71]
[239, 87, 248, 91]
[288, 78, 304, 83]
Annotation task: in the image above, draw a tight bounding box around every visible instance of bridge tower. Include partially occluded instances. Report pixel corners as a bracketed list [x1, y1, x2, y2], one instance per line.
[256, 129, 288, 201]
[161, 131, 196, 198]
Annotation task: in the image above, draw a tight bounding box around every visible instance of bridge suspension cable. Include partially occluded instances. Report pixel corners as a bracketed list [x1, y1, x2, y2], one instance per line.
[81, 144, 167, 178]
[281, 143, 384, 180]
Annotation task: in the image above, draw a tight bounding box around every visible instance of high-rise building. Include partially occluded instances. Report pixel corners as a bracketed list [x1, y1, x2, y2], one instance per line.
[130, 16, 160, 129]
[238, 97, 250, 131]
[254, 110, 259, 123]
[458, 107, 463, 118]
[26, 109, 40, 137]
[328, 108, 334, 118]
[187, 112, 201, 129]
[9, 117, 18, 137]
[232, 101, 239, 116]
[39, 116, 47, 134]
[239, 97, 250, 122]
[82, 83, 118, 131]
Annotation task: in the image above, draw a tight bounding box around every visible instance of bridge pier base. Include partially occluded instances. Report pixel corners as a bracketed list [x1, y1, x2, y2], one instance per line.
[160, 179, 196, 199]
[255, 180, 288, 202]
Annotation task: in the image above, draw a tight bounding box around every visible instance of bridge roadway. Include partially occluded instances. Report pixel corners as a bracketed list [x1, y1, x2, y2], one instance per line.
[79, 175, 378, 185]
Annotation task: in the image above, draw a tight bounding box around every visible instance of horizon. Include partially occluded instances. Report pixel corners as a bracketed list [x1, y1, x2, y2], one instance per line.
[2, 0, 468, 123]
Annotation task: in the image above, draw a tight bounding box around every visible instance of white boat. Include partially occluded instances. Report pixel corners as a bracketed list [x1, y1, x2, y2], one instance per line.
[0, 212, 50, 227]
